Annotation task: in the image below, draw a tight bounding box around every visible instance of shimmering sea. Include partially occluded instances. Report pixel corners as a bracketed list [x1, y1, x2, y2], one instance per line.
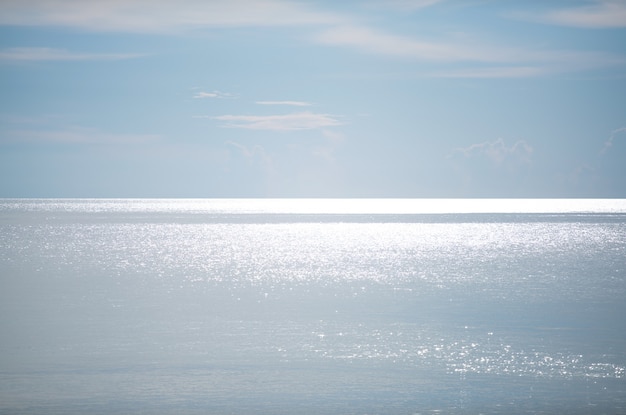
[1, 199, 625, 414]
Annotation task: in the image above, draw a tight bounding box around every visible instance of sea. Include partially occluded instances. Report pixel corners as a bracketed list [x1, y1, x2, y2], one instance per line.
[1, 198, 625, 415]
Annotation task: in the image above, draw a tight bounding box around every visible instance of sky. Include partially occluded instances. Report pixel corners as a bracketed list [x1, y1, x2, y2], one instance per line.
[0, 0, 625, 198]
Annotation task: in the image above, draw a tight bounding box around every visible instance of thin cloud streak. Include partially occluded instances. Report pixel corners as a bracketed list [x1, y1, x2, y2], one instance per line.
[367, 0, 444, 11]
[314, 25, 485, 62]
[0, 0, 342, 33]
[428, 66, 548, 79]
[193, 91, 233, 99]
[2, 127, 159, 144]
[256, 101, 312, 107]
[314, 24, 625, 75]
[0, 47, 144, 62]
[212, 112, 342, 131]
[314, 24, 617, 64]
[516, 1, 626, 29]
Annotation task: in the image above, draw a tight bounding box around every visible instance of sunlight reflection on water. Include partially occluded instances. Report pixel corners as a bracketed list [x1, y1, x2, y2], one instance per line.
[1, 199, 625, 414]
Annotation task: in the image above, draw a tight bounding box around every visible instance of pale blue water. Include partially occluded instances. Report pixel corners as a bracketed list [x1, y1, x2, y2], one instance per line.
[1, 199, 625, 414]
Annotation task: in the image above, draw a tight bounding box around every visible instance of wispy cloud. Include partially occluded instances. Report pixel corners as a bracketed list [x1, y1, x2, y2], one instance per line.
[314, 25, 485, 62]
[515, 1, 626, 29]
[0, 47, 144, 62]
[0, 0, 341, 33]
[0, 113, 65, 125]
[1, 1, 622, 79]
[601, 127, 626, 154]
[193, 90, 234, 99]
[2, 127, 159, 144]
[315, 24, 618, 64]
[428, 66, 547, 79]
[367, 0, 444, 11]
[451, 138, 533, 165]
[226, 140, 270, 161]
[314, 24, 624, 76]
[212, 112, 342, 131]
[447, 138, 535, 196]
[256, 101, 312, 107]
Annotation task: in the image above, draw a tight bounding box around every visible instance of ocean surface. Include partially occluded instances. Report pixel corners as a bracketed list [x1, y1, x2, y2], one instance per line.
[1, 198, 625, 415]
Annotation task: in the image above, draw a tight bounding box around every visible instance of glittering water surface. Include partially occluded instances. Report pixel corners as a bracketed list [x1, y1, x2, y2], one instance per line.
[1, 199, 625, 414]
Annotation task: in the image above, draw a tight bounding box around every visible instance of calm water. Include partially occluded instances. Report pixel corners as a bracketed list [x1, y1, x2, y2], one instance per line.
[1, 199, 625, 414]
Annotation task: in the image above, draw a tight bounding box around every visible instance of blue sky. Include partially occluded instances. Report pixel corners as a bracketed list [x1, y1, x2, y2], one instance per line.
[1, 0, 625, 197]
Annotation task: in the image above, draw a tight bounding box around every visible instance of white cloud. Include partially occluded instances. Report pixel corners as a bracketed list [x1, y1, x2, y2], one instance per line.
[0, 0, 341, 33]
[256, 101, 312, 107]
[451, 138, 533, 165]
[518, 1, 626, 28]
[212, 112, 342, 131]
[0, 47, 143, 62]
